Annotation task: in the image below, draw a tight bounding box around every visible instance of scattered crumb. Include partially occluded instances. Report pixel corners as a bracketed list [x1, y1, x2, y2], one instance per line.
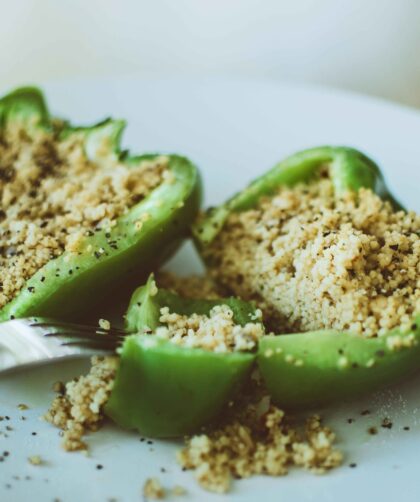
[172, 485, 187, 496]
[17, 403, 29, 411]
[52, 381, 65, 394]
[143, 477, 166, 500]
[367, 426, 378, 435]
[381, 418, 393, 429]
[28, 455, 43, 466]
[98, 318, 111, 331]
[177, 394, 342, 493]
[45, 356, 118, 451]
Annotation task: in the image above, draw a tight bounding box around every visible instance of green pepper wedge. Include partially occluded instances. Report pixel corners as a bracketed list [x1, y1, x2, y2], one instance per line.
[193, 146, 419, 408]
[0, 87, 201, 321]
[105, 275, 258, 437]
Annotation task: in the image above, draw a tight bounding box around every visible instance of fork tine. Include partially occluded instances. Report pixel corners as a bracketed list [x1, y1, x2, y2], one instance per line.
[31, 320, 127, 336]
[44, 335, 126, 347]
[61, 340, 120, 349]
[44, 330, 125, 340]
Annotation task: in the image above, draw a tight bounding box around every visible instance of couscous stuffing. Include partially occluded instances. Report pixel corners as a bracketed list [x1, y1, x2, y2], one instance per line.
[204, 177, 420, 337]
[155, 304, 264, 352]
[0, 121, 167, 309]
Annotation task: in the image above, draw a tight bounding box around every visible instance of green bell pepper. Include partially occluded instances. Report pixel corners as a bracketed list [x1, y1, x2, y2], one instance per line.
[193, 146, 402, 248]
[193, 146, 419, 408]
[0, 87, 201, 321]
[105, 275, 258, 437]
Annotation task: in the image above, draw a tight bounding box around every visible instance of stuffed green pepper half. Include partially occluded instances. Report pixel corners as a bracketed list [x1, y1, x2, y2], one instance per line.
[105, 274, 264, 437]
[194, 146, 420, 408]
[0, 87, 201, 321]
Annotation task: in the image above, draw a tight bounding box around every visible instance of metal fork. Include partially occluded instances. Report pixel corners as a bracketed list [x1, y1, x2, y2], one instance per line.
[0, 318, 126, 374]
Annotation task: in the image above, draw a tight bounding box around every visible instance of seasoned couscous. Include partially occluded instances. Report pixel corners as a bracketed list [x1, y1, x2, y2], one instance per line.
[41, 150, 419, 494]
[155, 304, 264, 352]
[46, 278, 342, 493]
[204, 177, 420, 337]
[178, 394, 342, 493]
[44, 356, 118, 451]
[0, 121, 167, 309]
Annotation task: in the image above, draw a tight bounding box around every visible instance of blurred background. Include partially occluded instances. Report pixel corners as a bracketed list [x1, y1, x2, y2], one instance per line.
[1, 0, 420, 107]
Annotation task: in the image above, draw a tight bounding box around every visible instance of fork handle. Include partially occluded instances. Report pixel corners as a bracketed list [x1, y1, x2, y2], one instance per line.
[0, 319, 108, 374]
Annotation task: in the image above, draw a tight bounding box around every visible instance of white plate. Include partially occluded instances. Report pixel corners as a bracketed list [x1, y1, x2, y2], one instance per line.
[0, 77, 419, 502]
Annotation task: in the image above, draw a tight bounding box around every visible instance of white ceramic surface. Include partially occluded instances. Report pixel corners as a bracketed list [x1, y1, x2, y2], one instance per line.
[0, 77, 419, 502]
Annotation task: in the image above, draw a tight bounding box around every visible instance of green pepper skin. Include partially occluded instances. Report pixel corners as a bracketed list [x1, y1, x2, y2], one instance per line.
[105, 335, 254, 437]
[193, 146, 402, 248]
[259, 316, 420, 409]
[125, 275, 261, 333]
[105, 275, 258, 437]
[193, 146, 418, 408]
[0, 88, 201, 321]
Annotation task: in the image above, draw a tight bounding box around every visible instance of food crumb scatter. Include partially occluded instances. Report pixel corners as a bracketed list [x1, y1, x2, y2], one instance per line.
[177, 395, 342, 493]
[205, 177, 420, 337]
[28, 455, 43, 466]
[172, 485, 187, 496]
[98, 318, 111, 331]
[155, 304, 264, 352]
[44, 356, 118, 451]
[0, 120, 168, 309]
[143, 477, 166, 500]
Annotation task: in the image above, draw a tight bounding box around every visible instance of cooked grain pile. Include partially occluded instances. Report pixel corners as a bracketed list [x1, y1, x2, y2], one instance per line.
[205, 177, 420, 337]
[155, 304, 264, 352]
[45, 356, 118, 451]
[0, 121, 167, 308]
[178, 392, 342, 493]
